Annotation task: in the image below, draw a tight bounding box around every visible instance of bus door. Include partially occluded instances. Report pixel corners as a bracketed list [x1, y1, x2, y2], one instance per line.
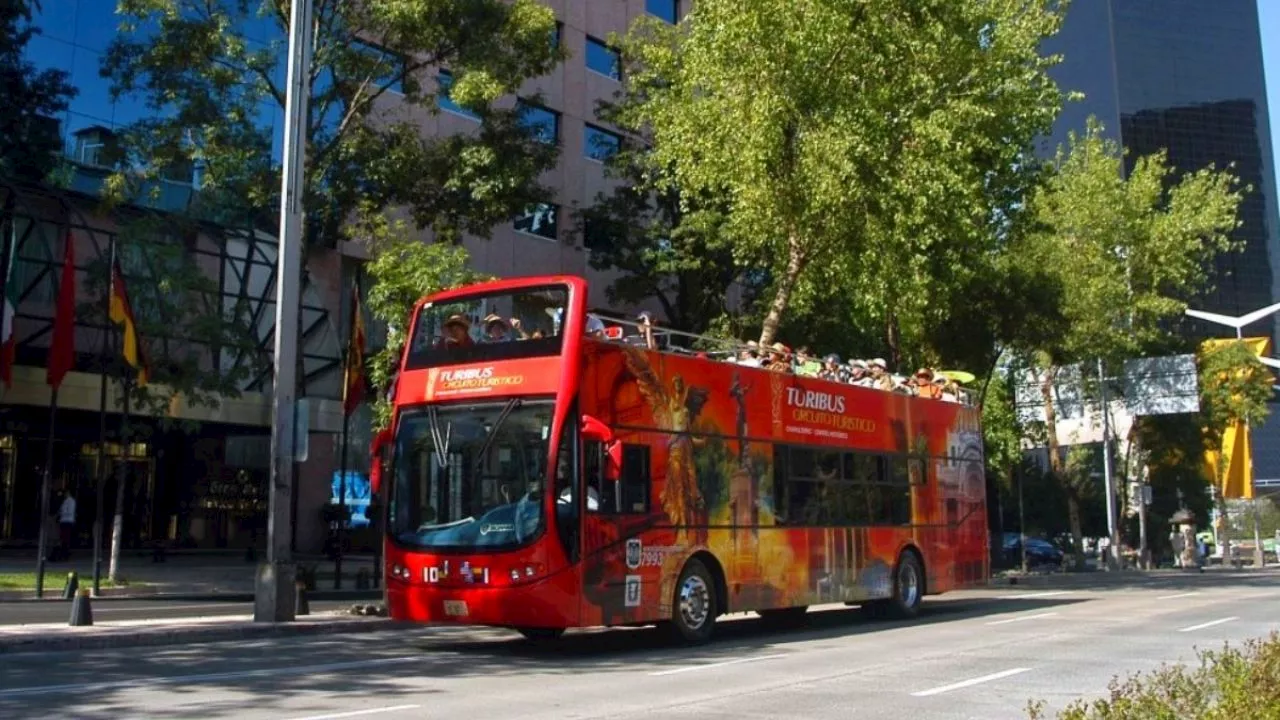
[577, 415, 638, 624]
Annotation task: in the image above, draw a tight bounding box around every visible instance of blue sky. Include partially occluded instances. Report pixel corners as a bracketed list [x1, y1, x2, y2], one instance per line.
[1261, 0, 1280, 176]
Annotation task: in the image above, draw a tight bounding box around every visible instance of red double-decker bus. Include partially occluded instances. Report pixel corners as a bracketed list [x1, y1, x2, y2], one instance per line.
[371, 275, 988, 643]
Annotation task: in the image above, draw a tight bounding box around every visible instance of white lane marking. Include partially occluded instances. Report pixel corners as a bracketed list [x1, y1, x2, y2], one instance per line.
[1157, 592, 1199, 600]
[911, 668, 1032, 697]
[649, 653, 787, 676]
[287, 706, 421, 720]
[0, 656, 418, 698]
[985, 612, 1058, 626]
[1006, 590, 1070, 600]
[1178, 617, 1239, 633]
[95, 603, 244, 614]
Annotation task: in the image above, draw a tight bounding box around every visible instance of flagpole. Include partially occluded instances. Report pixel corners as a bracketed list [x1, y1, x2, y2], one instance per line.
[92, 236, 116, 597]
[334, 270, 350, 590]
[34, 389, 57, 598]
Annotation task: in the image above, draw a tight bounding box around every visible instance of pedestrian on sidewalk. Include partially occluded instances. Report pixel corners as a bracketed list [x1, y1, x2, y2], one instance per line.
[57, 489, 77, 560]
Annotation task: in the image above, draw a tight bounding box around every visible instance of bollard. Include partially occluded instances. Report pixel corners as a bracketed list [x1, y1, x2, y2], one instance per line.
[61, 571, 79, 600]
[68, 588, 93, 626]
[295, 580, 310, 616]
[356, 567, 371, 590]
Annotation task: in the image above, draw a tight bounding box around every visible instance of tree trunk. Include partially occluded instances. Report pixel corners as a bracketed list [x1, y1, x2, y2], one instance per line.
[1040, 365, 1085, 570]
[757, 234, 806, 347]
[886, 313, 901, 370]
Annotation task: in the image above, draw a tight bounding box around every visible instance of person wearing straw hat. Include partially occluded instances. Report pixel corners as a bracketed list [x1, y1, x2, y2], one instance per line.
[868, 358, 893, 391]
[481, 313, 513, 343]
[439, 313, 474, 348]
[915, 368, 942, 399]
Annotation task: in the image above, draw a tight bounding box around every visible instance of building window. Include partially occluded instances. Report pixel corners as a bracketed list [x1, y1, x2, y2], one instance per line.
[352, 39, 406, 94]
[583, 215, 623, 252]
[586, 37, 621, 80]
[518, 101, 560, 144]
[437, 70, 479, 120]
[514, 203, 559, 240]
[551, 21, 563, 49]
[584, 124, 621, 161]
[646, 0, 678, 24]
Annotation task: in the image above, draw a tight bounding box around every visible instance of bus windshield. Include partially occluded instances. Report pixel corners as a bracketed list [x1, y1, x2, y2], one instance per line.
[405, 285, 569, 369]
[390, 400, 561, 552]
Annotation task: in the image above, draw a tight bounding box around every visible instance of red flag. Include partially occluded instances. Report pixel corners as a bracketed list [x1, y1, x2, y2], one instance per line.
[342, 284, 366, 416]
[47, 231, 76, 390]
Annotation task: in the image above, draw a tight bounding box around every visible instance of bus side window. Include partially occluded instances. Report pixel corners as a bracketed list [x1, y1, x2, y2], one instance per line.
[619, 444, 651, 514]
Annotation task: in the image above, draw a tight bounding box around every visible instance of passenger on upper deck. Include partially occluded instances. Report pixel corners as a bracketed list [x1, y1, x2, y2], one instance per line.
[481, 314, 515, 343]
[439, 314, 474, 348]
[819, 354, 848, 383]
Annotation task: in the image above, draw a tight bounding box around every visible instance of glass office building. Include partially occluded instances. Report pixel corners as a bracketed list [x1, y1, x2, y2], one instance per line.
[1043, 0, 1280, 344]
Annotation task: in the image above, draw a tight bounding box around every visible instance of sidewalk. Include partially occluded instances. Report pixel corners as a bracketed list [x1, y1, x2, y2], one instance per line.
[990, 563, 1280, 590]
[0, 610, 395, 654]
[0, 550, 382, 601]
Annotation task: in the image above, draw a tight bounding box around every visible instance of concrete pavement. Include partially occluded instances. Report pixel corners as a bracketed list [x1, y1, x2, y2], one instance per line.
[0, 571, 1275, 719]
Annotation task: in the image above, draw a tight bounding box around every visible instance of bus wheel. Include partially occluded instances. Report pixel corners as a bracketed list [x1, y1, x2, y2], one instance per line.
[669, 558, 717, 644]
[517, 627, 565, 642]
[861, 551, 924, 619]
[758, 606, 808, 628]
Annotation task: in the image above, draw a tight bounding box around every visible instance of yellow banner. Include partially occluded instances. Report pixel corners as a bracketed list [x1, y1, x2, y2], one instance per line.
[1199, 337, 1268, 499]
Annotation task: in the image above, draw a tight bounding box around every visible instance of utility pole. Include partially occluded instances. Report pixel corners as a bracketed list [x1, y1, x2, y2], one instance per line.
[1098, 358, 1120, 570]
[256, 0, 312, 623]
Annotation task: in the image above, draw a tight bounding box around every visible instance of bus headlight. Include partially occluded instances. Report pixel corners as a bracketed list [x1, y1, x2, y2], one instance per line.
[510, 569, 521, 581]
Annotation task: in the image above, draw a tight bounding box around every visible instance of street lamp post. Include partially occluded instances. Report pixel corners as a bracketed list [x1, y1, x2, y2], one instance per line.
[256, 0, 312, 623]
[1185, 301, 1280, 570]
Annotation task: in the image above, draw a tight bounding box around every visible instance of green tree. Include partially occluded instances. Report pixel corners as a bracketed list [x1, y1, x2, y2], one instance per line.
[1013, 118, 1245, 567]
[577, 147, 750, 335]
[101, 0, 562, 245]
[1195, 339, 1273, 555]
[615, 0, 1067, 348]
[78, 216, 261, 582]
[0, 0, 77, 182]
[357, 206, 487, 431]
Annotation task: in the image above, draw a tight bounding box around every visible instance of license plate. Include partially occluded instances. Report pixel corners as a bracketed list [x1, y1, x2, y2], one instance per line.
[443, 600, 469, 617]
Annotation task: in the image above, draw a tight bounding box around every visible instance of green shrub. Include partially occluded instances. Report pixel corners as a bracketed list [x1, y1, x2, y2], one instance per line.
[1027, 632, 1280, 720]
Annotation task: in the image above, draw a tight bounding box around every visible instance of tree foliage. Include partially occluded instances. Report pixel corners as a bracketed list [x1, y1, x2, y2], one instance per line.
[1196, 340, 1273, 451]
[101, 0, 563, 246]
[0, 0, 77, 183]
[1013, 119, 1245, 367]
[616, 0, 1068, 348]
[79, 216, 262, 426]
[357, 205, 487, 430]
[577, 134, 751, 334]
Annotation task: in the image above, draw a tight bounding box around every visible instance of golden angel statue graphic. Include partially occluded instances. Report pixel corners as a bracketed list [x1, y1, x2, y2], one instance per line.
[622, 348, 710, 546]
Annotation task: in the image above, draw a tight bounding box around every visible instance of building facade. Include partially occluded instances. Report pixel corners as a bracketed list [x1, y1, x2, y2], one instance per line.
[1043, 0, 1280, 344]
[4, 0, 684, 552]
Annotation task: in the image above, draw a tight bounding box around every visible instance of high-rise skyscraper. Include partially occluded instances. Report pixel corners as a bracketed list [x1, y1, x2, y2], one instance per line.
[1043, 0, 1280, 345]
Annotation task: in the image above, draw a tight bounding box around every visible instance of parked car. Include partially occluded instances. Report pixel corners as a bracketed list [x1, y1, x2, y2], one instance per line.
[1003, 536, 1065, 568]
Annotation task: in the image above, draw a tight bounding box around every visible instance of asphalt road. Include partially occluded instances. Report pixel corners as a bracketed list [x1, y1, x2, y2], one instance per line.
[0, 571, 1276, 720]
[0, 598, 360, 625]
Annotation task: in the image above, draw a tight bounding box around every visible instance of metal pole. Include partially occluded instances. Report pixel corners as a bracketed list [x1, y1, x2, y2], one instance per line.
[335, 409, 349, 589]
[1018, 467, 1027, 573]
[1137, 482, 1149, 569]
[256, 0, 312, 623]
[92, 237, 116, 597]
[107, 380, 130, 582]
[34, 389, 57, 598]
[1098, 358, 1119, 570]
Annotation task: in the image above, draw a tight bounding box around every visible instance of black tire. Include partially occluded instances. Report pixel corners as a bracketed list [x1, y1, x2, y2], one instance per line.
[758, 606, 808, 628]
[885, 551, 924, 618]
[517, 627, 565, 642]
[668, 558, 717, 644]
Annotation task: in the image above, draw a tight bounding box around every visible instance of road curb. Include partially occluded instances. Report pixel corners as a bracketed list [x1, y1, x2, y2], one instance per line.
[0, 589, 383, 603]
[0, 615, 397, 655]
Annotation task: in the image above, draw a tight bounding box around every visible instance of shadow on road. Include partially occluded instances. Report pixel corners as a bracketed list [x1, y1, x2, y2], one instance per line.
[0, 594, 1084, 719]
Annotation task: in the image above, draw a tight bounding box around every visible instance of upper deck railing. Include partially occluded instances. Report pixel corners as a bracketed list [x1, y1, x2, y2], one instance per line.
[587, 312, 977, 407]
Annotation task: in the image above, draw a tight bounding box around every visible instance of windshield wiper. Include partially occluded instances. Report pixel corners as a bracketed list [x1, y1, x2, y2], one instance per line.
[472, 398, 522, 475]
[427, 406, 452, 468]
